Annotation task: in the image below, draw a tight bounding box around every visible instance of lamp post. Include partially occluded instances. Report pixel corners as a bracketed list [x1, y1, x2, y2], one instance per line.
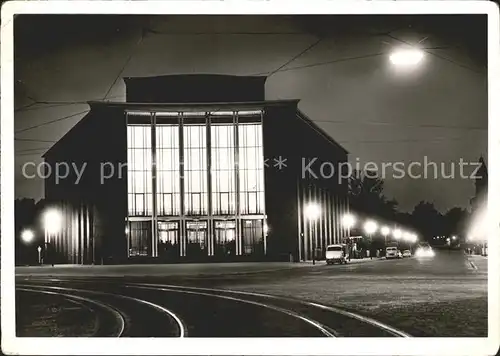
[20, 229, 35, 265]
[363, 220, 378, 259]
[37, 245, 42, 265]
[342, 213, 356, 235]
[393, 229, 402, 240]
[305, 203, 321, 265]
[342, 214, 356, 261]
[381, 226, 391, 247]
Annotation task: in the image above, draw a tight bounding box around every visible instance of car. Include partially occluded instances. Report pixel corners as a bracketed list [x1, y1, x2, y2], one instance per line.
[385, 246, 401, 259]
[415, 245, 435, 258]
[402, 249, 412, 258]
[326, 244, 348, 265]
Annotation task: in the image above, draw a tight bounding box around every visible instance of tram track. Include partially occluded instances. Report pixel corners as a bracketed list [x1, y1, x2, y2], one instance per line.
[17, 284, 186, 337]
[16, 287, 125, 337]
[16, 277, 411, 337]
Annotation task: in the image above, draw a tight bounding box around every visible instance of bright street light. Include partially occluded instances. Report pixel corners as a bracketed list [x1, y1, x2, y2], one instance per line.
[393, 229, 403, 240]
[381, 226, 391, 236]
[452, 235, 457, 241]
[21, 229, 35, 243]
[304, 203, 321, 221]
[342, 213, 356, 229]
[389, 48, 425, 67]
[403, 232, 412, 241]
[364, 220, 378, 235]
[43, 209, 62, 235]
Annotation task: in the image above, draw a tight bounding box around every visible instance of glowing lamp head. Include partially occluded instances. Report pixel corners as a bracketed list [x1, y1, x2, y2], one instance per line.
[342, 214, 356, 228]
[393, 229, 403, 240]
[43, 209, 62, 235]
[21, 229, 35, 243]
[364, 220, 378, 235]
[389, 48, 425, 67]
[305, 203, 321, 221]
[381, 226, 391, 236]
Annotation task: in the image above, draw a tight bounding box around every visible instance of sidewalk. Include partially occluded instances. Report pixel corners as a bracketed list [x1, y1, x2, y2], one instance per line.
[16, 261, 314, 277]
[15, 258, 383, 277]
[301, 257, 380, 265]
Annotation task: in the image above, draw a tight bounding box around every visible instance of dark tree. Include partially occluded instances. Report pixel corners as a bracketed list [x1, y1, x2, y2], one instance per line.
[348, 169, 398, 221]
[443, 207, 469, 239]
[410, 201, 443, 241]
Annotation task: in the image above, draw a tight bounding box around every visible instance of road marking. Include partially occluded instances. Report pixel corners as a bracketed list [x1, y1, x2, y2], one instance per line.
[468, 260, 478, 270]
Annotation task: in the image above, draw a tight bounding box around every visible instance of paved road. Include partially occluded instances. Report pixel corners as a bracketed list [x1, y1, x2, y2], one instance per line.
[14, 249, 487, 337]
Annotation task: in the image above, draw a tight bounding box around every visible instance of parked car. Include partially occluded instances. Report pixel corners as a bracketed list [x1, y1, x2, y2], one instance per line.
[402, 249, 412, 258]
[326, 244, 349, 265]
[386, 246, 402, 259]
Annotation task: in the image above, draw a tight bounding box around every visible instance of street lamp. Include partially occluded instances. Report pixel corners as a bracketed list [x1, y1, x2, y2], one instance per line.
[363, 220, 378, 259]
[393, 229, 403, 240]
[37, 245, 42, 265]
[389, 48, 425, 67]
[364, 220, 378, 235]
[305, 203, 321, 265]
[21, 229, 35, 244]
[342, 213, 356, 229]
[43, 209, 62, 235]
[381, 226, 390, 246]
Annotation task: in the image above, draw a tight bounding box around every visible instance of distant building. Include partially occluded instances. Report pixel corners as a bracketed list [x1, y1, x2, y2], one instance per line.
[42, 74, 349, 264]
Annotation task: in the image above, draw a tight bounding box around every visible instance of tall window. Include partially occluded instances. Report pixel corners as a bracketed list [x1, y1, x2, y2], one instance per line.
[127, 125, 153, 216]
[211, 124, 236, 215]
[183, 125, 208, 215]
[239, 123, 265, 214]
[156, 125, 181, 216]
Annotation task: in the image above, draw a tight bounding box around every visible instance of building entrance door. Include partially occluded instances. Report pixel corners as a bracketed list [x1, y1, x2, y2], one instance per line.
[186, 220, 208, 258]
[214, 220, 236, 257]
[157, 221, 179, 259]
[128, 220, 151, 257]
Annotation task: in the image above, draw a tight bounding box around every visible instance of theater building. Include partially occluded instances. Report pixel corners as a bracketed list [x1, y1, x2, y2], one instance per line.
[42, 74, 349, 264]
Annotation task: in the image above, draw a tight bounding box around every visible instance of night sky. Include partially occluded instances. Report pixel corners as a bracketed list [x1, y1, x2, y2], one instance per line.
[13, 15, 488, 212]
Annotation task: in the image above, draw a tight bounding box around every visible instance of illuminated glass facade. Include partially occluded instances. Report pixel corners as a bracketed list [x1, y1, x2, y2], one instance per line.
[125, 110, 266, 259]
[43, 74, 350, 265]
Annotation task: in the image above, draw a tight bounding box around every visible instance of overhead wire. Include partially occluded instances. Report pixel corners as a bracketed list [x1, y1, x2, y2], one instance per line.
[15, 110, 89, 134]
[312, 119, 487, 131]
